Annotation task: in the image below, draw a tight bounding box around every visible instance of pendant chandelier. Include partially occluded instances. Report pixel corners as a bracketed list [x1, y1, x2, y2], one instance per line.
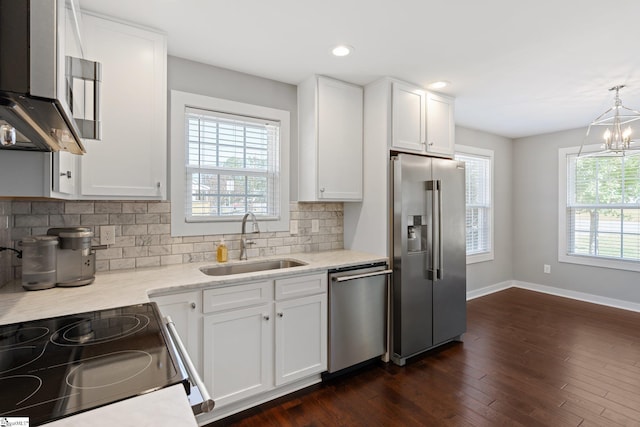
[579, 85, 640, 157]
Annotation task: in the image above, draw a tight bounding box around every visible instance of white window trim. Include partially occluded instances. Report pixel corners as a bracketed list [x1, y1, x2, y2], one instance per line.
[170, 90, 290, 236]
[456, 144, 494, 264]
[558, 144, 640, 272]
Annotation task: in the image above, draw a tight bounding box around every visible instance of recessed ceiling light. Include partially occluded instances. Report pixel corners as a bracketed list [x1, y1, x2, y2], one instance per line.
[429, 81, 450, 89]
[331, 45, 354, 57]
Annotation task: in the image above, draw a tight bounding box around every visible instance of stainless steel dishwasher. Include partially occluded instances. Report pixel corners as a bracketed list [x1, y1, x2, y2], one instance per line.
[327, 262, 392, 374]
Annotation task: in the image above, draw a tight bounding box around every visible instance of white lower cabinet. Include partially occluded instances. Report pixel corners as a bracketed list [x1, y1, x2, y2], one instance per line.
[151, 291, 202, 375]
[153, 272, 328, 421]
[204, 304, 273, 407]
[199, 272, 327, 419]
[274, 293, 327, 386]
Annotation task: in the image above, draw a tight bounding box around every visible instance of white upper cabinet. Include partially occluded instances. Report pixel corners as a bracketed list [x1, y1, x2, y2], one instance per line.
[78, 13, 167, 199]
[298, 75, 363, 202]
[391, 82, 426, 152]
[391, 80, 455, 158]
[425, 91, 455, 157]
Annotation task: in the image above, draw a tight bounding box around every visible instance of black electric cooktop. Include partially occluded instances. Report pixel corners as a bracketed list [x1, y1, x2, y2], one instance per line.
[0, 303, 189, 426]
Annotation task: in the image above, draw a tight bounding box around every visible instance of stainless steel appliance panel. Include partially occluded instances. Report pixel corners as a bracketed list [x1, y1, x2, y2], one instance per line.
[391, 153, 466, 366]
[432, 157, 467, 345]
[328, 263, 390, 373]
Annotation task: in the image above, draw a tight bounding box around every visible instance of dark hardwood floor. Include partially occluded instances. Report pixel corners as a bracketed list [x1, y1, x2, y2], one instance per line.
[207, 288, 640, 426]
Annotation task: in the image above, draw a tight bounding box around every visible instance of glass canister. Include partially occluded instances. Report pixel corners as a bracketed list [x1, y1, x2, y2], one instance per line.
[20, 235, 58, 291]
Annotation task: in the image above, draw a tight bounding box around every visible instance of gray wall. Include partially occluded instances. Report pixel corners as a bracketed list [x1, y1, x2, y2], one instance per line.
[513, 127, 640, 303]
[456, 126, 514, 292]
[168, 56, 299, 199]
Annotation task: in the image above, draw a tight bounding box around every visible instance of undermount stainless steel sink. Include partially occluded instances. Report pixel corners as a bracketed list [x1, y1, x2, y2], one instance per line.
[199, 259, 308, 276]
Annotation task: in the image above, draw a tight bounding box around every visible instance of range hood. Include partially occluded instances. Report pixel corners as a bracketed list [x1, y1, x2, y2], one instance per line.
[0, 0, 101, 154]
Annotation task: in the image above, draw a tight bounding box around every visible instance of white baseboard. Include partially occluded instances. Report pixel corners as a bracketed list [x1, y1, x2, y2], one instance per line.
[466, 279, 640, 313]
[513, 280, 640, 313]
[466, 280, 514, 300]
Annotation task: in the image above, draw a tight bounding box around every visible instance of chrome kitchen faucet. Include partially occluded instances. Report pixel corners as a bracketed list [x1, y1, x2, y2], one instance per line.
[240, 212, 260, 260]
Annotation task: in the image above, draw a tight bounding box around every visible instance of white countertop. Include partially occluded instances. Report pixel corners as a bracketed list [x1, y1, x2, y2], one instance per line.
[47, 385, 198, 427]
[0, 249, 385, 324]
[0, 249, 386, 426]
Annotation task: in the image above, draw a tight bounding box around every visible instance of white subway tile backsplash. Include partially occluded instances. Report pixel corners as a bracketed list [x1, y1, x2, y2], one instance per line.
[148, 224, 170, 235]
[109, 214, 136, 225]
[110, 258, 136, 270]
[122, 202, 148, 214]
[160, 254, 183, 265]
[80, 214, 110, 225]
[136, 214, 160, 224]
[136, 256, 161, 268]
[32, 202, 64, 214]
[65, 202, 94, 214]
[147, 202, 170, 213]
[122, 224, 148, 236]
[95, 202, 123, 213]
[7, 201, 343, 280]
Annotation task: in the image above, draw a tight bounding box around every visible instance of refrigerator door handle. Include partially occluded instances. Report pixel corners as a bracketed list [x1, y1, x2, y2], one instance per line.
[436, 179, 443, 280]
[425, 180, 439, 280]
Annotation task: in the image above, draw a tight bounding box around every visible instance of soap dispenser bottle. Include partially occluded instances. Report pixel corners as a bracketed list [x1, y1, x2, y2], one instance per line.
[216, 238, 228, 263]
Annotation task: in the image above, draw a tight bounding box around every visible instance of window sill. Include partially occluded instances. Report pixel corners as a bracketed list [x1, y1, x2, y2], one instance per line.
[467, 251, 494, 265]
[559, 253, 640, 273]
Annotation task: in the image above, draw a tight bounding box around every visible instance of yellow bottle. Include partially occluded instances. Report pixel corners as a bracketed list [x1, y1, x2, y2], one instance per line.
[216, 238, 228, 263]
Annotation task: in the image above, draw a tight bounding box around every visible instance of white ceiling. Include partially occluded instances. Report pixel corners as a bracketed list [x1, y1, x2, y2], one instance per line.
[79, 0, 640, 139]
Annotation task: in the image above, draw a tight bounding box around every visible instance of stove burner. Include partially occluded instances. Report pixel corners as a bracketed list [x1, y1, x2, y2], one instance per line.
[0, 326, 49, 348]
[0, 375, 42, 409]
[0, 303, 187, 425]
[65, 351, 153, 389]
[51, 315, 150, 346]
[0, 346, 46, 375]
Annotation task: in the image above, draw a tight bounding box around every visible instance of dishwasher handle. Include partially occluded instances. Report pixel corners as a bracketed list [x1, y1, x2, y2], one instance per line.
[331, 269, 393, 282]
[165, 315, 215, 414]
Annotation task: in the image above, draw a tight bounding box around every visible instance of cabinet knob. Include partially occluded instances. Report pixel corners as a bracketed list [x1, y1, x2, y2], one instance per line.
[320, 187, 325, 193]
[428, 141, 434, 146]
[263, 315, 270, 321]
[277, 312, 283, 318]
[190, 302, 196, 309]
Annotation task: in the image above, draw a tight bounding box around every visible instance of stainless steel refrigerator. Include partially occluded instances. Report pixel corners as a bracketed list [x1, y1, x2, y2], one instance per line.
[391, 153, 467, 366]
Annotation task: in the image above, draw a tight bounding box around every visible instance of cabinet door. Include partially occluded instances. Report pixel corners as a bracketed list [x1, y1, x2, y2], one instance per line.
[391, 82, 426, 152]
[52, 152, 77, 196]
[152, 291, 202, 375]
[79, 14, 167, 199]
[203, 304, 273, 407]
[426, 92, 455, 157]
[274, 293, 327, 386]
[317, 77, 363, 200]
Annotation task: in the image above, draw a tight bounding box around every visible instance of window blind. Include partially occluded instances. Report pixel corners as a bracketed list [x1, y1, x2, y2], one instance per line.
[455, 153, 492, 255]
[184, 107, 281, 222]
[566, 154, 640, 261]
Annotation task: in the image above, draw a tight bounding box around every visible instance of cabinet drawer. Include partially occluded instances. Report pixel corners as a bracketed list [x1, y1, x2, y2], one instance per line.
[203, 281, 273, 313]
[275, 273, 327, 300]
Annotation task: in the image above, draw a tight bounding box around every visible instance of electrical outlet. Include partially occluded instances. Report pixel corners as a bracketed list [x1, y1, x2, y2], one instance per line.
[543, 264, 551, 274]
[100, 226, 116, 245]
[311, 219, 319, 233]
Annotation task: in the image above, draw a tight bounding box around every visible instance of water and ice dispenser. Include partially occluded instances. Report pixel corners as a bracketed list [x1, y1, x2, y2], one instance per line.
[407, 215, 427, 253]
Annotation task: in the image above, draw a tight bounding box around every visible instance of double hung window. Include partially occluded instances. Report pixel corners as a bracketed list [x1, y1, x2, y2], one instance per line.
[170, 91, 290, 236]
[455, 146, 494, 263]
[560, 146, 640, 271]
[185, 108, 280, 221]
